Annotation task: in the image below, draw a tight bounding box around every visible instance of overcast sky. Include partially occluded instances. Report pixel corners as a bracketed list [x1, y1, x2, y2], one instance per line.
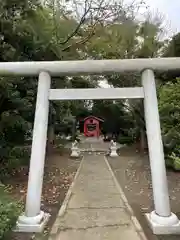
[143, 0, 180, 35]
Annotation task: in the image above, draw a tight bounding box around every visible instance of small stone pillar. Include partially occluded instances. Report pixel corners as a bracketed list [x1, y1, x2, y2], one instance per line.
[110, 140, 118, 157]
[71, 140, 80, 158]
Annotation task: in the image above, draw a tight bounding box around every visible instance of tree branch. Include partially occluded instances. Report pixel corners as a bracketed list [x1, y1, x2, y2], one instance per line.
[59, 0, 92, 45]
[62, 22, 96, 52]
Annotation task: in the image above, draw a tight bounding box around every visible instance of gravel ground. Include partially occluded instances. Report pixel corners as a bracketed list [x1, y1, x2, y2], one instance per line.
[108, 145, 180, 240]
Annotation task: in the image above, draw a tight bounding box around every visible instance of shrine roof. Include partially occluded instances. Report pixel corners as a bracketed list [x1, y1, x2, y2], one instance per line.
[83, 116, 104, 122]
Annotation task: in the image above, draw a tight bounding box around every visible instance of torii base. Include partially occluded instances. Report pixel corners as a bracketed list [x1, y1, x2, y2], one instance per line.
[15, 211, 50, 233]
[145, 211, 180, 235]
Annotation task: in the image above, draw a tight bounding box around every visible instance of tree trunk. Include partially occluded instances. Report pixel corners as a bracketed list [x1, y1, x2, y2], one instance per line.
[139, 129, 147, 153]
[47, 125, 55, 154]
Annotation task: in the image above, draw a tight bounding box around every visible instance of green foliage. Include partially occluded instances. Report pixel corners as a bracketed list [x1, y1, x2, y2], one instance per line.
[159, 79, 180, 169]
[117, 135, 134, 145]
[164, 32, 180, 57]
[0, 146, 30, 180]
[168, 152, 180, 170]
[0, 76, 34, 176]
[0, 186, 22, 240]
[158, 32, 180, 82]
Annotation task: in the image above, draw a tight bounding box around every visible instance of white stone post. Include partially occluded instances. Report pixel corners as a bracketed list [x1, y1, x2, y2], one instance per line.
[110, 140, 118, 157]
[71, 140, 80, 158]
[17, 72, 51, 232]
[142, 69, 180, 234]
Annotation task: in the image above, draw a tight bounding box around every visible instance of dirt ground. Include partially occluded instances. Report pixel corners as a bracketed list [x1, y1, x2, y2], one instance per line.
[108, 145, 180, 240]
[3, 148, 81, 240]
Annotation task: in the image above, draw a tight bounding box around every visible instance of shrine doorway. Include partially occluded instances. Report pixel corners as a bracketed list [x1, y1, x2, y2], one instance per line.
[83, 116, 104, 137]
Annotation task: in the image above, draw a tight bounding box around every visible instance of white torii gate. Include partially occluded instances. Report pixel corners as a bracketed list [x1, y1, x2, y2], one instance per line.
[1, 58, 180, 235]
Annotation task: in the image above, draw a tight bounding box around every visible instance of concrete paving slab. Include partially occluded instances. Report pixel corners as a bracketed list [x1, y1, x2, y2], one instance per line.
[68, 191, 125, 208]
[72, 185, 121, 195]
[71, 187, 121, 198]
[77, 174, 111, 180]
[74, 179, 117, 189]
[76, 165, 110, 173]
[57, 208, 130, 229]
[57, 225, 142, 240]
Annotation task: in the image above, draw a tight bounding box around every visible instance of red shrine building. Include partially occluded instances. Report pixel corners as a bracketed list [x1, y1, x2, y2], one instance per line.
[83, 116, 104, 137]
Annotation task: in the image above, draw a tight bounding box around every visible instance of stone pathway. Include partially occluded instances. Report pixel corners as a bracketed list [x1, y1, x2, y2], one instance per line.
[49, 153, 147, 240]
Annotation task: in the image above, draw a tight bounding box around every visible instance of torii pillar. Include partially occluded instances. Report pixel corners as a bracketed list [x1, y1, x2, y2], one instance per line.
[142, 69, 180, 234]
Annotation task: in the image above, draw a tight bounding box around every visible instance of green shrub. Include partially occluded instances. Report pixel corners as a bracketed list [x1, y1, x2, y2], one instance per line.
[0, 187, 22, 239]
[9, 146, 30, 166]
[159, 79, 180, 170]
[166, 149, 180, 170]
[117, 135, 134, 145]
[0, 145, 30, 179]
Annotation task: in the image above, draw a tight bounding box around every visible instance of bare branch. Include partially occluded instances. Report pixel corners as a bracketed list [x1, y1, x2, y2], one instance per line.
[59, 0, 91, 45]
[62, 20, 97, 51]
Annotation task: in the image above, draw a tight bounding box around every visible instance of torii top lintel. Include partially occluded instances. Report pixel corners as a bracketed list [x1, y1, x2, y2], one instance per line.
[0, 57, 180, 76]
